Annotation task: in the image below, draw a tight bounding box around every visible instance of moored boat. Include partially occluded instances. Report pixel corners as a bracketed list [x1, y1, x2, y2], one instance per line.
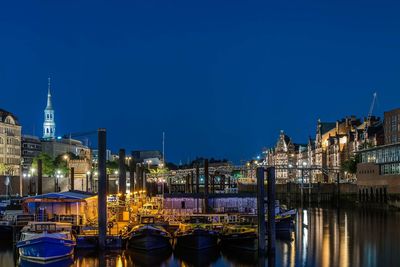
[220, 224, 258, 251]
[174, 216, 220, 250]
[16, 222, 76, 262]
[124, 216, 172, 251]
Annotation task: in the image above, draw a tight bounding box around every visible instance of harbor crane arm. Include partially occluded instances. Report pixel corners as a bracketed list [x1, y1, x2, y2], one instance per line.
[364, 92, 377, 140]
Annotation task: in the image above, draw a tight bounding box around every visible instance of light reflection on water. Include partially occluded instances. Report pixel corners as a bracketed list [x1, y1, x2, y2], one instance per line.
[1, 207, 399, 267]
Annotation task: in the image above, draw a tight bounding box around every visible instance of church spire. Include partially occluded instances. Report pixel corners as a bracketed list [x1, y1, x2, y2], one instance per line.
[46, 77, 53, 110]
[43, 77, 56, 139]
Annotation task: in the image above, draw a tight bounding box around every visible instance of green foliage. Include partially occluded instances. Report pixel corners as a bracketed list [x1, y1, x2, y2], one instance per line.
[32, 153, 56, 176]
[0, 163, 6, 175]
[341, 154, 360, 174]
[106, 160, 119, 174]
[32, 152, 75, 176]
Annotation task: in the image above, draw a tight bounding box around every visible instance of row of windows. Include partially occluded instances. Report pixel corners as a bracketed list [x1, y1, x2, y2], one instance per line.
[6, 147, 20, 155]
[22, 143, 41, 149]
[361, 145, 400, 164]
[46, 113, 54, 120]
[0, 137, 20, 146]
[0, 127, 19, 135]
[381, 163, 400, 175]
[0, 158, 20, 165]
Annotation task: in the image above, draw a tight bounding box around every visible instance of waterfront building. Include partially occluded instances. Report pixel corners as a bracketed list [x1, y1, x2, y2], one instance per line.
[357, 142, 400, 205]
[384, 108, 400, 144]
[41, 138, 91, 159]
[264, 130, 299, 183]
[92, 149, 112, 163]
[132, 150, 163, 166]
[21, 135, 42, 173]
[43, 78, 56, 140]
[264, 116, 383, 183]
[0, 108, 21, 176]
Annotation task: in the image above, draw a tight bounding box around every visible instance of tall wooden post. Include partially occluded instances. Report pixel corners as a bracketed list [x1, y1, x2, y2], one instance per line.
[196, 164, 200, 213]
[129, 158, 135, 193]
[98, 128, 107, 250]
[191, 171, 194, 193]
[119, 149, 126, 197]
[267, 167, 276, 255]
[70, 167, 75, 191]
[185, 174, 189, 193]
[89, 172, 93, 192]
[196, 164, 200, 193]
[86, 174, 89, 192]
[211, 174, 215, 193]
[37, 159, 42, 195]
[256, 167, 266, 253]
[204, 159, 209, 213]
[336, 172, 340, 208]
[135, 164, 140, 191]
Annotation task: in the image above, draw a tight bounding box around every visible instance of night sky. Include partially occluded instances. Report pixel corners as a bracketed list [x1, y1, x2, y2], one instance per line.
[1, 1, 400, 164]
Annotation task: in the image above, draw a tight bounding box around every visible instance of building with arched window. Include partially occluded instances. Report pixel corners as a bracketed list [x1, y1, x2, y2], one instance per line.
[0, 108, 22, 176]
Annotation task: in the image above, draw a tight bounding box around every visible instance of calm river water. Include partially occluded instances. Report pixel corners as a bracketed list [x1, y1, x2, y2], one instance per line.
[1, 207, 399, 267]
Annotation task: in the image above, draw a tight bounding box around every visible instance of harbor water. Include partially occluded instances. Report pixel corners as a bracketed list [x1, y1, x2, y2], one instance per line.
[1, 207, 399, 267]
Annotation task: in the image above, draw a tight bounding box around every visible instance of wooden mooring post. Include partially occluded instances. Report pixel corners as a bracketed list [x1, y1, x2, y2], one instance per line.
[37, 159, 42, 195]
[119, 148, 126, 199]
[204, 159, 209, 213]
[70, 167, 75, 191]
[267, 166, 276, 256]
[98, 128, 107, 250]
[256, 167, 266, 253]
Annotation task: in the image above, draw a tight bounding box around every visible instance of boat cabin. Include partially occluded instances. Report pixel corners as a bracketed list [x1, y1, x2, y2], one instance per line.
[139, 203, 160, 215]
[140, 216, 156, 224]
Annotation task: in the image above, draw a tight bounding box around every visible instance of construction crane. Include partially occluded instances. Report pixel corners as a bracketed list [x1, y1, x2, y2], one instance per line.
[62, 130, 98, 148]
[363, 92, 377, 143]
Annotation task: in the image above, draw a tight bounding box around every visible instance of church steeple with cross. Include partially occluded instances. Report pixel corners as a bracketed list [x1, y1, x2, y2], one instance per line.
[43, 77, 56, 139]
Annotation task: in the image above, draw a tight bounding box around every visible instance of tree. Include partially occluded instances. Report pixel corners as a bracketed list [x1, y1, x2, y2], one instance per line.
[32, 153, 56, 176]
[54, 152, 78, 174]
[106, 160, 119, 174]
[341, 154, 360, 175]
[0, 163, 6, 175]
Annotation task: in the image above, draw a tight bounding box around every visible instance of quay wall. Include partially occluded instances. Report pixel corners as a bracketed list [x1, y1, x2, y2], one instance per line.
[239, 183, 359, 205]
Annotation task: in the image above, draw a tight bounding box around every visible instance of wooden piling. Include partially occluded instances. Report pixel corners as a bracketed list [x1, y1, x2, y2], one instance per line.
[196, 164, 200, 193]
[98, 128, 107, 250]
[129, 158, 135, 193]
[336, 172, 340, 208]
[135, 164, 140, 191]
[204, 159, 209, 213]
[85, 174, 89, 192]
[267, 167, 276, 255]
[191, 171, 194, 193]
[37, 159, 42, 195]
[70, 167, 75, 191]
[256, 167, 266, 253]
[119, 149, 126, 197]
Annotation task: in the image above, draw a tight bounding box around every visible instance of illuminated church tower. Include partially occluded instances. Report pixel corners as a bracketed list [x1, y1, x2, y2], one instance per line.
[43, 77, 56, 139]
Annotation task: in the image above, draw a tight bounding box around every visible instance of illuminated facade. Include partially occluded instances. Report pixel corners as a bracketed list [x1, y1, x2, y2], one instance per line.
[264, 116, 384, 183]
[0, 109, 21, 176]
[384, 108, 400, 144]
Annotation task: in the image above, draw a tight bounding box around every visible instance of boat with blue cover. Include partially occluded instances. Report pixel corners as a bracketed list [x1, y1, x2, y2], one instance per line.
[16, 222, 76, 262]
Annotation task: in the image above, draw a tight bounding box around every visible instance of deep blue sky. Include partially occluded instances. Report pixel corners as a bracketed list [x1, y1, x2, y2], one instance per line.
[1, 1, 400, 164]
